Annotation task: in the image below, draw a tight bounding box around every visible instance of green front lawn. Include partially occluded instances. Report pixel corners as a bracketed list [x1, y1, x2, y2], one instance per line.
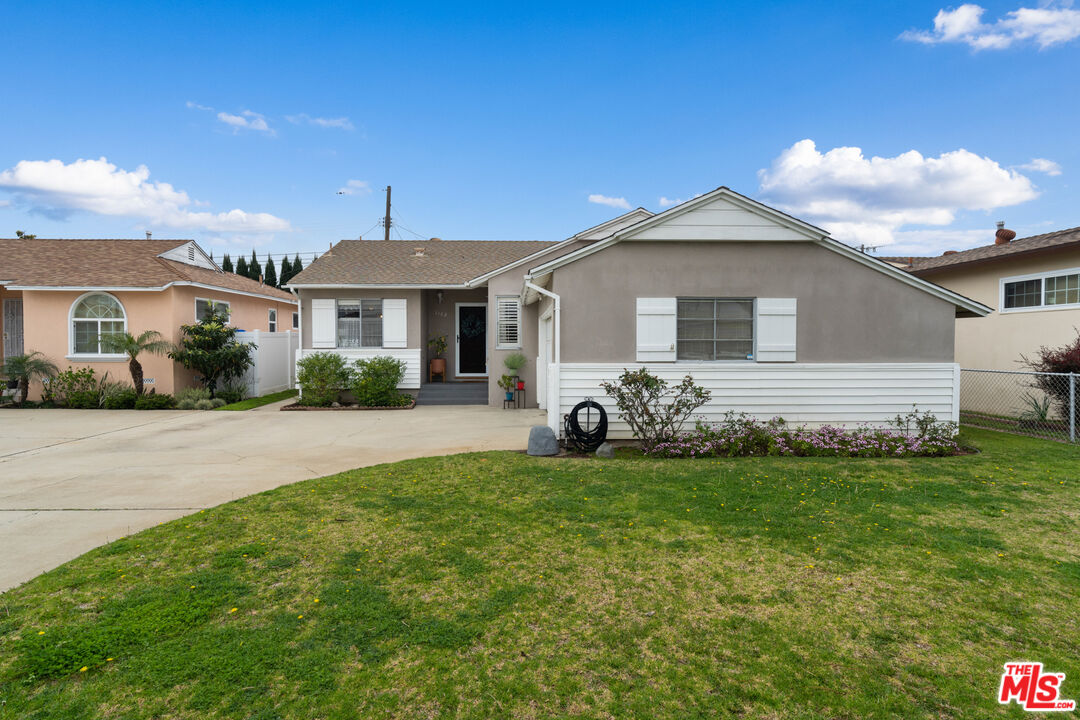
[214, 388, 298, 411]
[1, 429, 1077, 718]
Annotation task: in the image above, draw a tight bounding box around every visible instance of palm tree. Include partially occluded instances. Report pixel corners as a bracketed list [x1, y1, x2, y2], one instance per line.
[100, 330, 172, 395]
[1, 351, 58, 405]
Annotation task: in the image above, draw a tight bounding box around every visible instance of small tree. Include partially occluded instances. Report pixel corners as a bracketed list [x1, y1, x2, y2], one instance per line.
[1021, 329, 1080, 428]
[264, 255, 278, 287]
[600, 369, 711, 451]
[221, 253, 234, 273]
[1, 351, 58, 405]
[236, 255, 249, 277]
[100, 330, 172, 396]
[169, 305, 254, 397]
[15, 230, 37, 240]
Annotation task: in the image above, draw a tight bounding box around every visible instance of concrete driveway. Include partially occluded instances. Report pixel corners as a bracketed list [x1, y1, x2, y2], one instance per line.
[0, 403, 544, 592]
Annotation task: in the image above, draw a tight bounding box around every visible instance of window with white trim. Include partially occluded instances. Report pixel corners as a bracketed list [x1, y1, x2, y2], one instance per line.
[676, 298, 754, 361]
[195, 298, 231, 322]
[1003, 269, 1080, 310]
[268, 308, 277, 332]
[71, 293, 126, 355]
[495, 295, 521, 349]
[337, 299, 382, 347]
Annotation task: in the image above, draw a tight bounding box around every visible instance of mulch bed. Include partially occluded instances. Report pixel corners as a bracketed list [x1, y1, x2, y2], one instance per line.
[281, 399, 416, 411]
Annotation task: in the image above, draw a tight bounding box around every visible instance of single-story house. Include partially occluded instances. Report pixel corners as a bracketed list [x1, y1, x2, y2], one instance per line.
[288, 187, 990, 437]
[0, 238, 298, 398]
[885, 223, 1080, 371]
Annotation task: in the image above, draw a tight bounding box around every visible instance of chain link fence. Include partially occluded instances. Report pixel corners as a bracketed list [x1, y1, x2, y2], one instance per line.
[960, 369, 1078, 443]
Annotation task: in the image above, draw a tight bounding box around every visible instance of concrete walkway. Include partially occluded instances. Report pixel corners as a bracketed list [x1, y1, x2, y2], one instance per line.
[0, 405, 544, 592]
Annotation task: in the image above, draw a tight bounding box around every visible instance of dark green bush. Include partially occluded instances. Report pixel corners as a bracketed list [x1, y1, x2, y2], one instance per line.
[42, 367, 102, 408]
[296, 352, 351, 406]
[352, 356, 409, 407]
[135, 393, 176, 410]
[104, 388, 137, 409]
[215, 382, 247, 405]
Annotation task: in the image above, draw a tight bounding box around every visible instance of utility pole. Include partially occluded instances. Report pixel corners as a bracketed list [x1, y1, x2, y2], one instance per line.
[383, 185, 392, 241]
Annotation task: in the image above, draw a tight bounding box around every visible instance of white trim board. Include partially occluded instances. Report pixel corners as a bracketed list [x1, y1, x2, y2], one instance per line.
[7, 281, 296, 305]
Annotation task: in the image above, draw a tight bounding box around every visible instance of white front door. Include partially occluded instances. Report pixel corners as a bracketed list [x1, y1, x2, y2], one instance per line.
[3, 299, 23, 359]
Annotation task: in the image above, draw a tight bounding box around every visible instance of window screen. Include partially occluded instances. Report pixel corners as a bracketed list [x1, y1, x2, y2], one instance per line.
[677, 298, 754, 360]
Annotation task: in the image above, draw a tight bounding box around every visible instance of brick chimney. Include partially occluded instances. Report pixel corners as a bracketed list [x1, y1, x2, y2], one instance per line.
[995, 221, 1016, 245]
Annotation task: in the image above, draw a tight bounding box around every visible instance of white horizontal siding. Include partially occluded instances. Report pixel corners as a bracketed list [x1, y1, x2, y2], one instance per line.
[296, 348, 422, 389]
[628, 196, 808, 241]
[557, 362, 959, 439]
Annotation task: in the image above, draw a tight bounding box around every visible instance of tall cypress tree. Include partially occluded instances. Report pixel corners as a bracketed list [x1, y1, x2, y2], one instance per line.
[264, 255, 278, 287]
[279, 256, 293, 286]
[221, 253, 234, 273]
[236, 255, 248, 277]
[292, 254, 303, 278]
[249, 249, 261, 281]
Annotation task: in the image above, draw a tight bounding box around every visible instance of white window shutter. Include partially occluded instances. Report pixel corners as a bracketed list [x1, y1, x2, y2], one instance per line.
[756, 298, 797, 362]
[636, 297, 677, 362]
[311, 299, 336, 348]
[382, 298, 407, 348]
[496, 296, 521, 348]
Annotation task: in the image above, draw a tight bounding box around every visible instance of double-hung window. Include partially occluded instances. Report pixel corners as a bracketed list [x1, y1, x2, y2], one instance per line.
[1003, 269, 1080, 310]
[337, 299, 383, 347]
[268, 308, 277, 332]
[676, 298, 754, 361]
[496, 295, 521, 349]
[195, 298, 230, 322]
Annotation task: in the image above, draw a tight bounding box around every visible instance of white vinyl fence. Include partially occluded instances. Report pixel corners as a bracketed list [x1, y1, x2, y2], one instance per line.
[236, 330, 299, 398]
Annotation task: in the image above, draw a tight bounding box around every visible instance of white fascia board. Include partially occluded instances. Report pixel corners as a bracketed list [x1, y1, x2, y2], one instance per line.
[9, 282, 297, 305]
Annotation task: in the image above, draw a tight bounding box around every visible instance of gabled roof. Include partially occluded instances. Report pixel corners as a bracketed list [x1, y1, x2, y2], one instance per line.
[888, 226, 1080, 275]
[287, 239, 557, 287]
[523, 187, 991, 317]
[0, 238, 295, 301]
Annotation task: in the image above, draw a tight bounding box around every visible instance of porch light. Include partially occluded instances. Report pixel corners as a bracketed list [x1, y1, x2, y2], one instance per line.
[436, 290, 444, 304]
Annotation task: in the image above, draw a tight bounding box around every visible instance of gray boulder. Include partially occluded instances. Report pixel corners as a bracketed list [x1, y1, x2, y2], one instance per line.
[527, 425, 559, 456]
[595, 442, 615, 459]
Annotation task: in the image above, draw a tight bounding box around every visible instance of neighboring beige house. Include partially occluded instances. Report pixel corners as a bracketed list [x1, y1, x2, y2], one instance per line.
[0, 238, 298, 399]
[887, 224, 1080, 370]
[289, 187, 990, 437]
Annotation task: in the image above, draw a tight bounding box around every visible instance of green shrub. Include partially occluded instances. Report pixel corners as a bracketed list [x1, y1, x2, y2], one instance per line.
[351, 356, 408, 407]
[504, 352, 527, 374]
[216, 381, 247, 405]
[103, 388, 137, 409]
[209, 398, 226, 409]
[600, 369, 711, 452]
[43, 367, 102, 409]
[175, 387, 211, 405]
[134, 393, 175, 410]
[296, 352, 352, 407]
[194, 398, 215, 410]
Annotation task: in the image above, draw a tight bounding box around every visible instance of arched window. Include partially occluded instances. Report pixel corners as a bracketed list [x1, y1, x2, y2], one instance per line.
[71, 293, 126, 355]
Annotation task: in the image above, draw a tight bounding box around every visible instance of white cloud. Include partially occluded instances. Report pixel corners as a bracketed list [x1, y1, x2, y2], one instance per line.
[0, 157, 291, 233]
[757, 139, 1038, 249]
[286, 113, 355, 131]
[1017, 157, 1063, 176]
[588, 193, 631, 210]
[337, 179, 371, 196]
[659, 194, 703, 208]
[901, 3, 1080, 50]
[216, 110, 273, 134]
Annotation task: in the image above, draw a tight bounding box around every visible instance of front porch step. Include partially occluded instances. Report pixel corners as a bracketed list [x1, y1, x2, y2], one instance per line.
[415, 383, 488, 406]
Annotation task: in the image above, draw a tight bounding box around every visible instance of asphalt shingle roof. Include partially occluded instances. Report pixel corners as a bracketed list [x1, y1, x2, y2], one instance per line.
[288, 239, 558, 286]
[883, 226, 1080, 274]
[0, 238, 295, 300]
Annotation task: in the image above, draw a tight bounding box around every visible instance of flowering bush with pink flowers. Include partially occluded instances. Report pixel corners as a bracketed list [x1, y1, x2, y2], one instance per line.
[647, 410, 961, 458]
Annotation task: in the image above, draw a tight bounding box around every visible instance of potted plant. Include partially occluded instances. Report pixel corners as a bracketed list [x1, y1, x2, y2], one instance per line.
[504, 352, 526, 378]
[427, 334, 448, 382]
[498, 374, 516, 401]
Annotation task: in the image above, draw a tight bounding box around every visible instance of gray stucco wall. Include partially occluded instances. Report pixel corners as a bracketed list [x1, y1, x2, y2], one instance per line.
[550, 241, 956, 363]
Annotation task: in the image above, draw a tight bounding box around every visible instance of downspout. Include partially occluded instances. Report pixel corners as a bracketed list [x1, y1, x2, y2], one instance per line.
[524, 278, 561, 435]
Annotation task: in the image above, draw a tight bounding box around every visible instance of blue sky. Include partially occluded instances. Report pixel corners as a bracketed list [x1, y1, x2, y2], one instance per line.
[1, 1, 1077, 260]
